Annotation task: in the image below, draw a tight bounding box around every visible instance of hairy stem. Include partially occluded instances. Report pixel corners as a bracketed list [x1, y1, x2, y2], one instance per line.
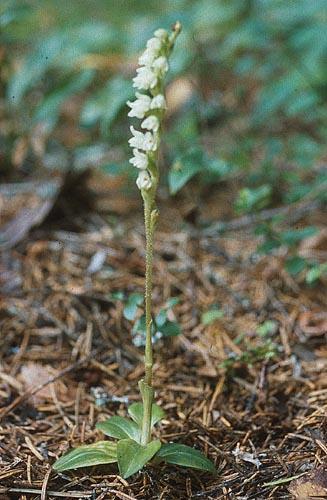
[144, 202, 154, 387]
[140, 197, 157, 445]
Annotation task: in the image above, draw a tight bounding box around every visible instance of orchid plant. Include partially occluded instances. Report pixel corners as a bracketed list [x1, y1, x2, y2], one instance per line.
[53, 23, 215, 479]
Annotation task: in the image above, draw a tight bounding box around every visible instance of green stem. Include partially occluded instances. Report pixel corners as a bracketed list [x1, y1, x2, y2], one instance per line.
[140, 196, 157, 445]
[144, 201, 154, 387]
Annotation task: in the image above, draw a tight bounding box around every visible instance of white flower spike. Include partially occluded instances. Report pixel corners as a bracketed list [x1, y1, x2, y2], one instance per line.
[128, 23, 181, 192]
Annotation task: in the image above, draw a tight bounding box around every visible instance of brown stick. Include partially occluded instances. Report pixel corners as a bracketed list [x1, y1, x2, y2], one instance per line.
[0, 487, 136, 499]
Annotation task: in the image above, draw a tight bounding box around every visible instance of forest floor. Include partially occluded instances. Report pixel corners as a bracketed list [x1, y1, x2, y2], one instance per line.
[0, 171, 326, 499]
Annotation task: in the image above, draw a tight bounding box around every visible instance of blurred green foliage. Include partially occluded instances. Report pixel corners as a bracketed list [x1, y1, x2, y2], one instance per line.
[1, 0, 326, 280]
[222, 320, 279, 369]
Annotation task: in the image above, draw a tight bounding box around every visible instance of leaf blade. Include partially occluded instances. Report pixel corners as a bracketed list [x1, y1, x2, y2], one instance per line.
[128, 403, 166, 428]
[53, 441, 117, 472]
[117, 439, 161, 479]
[96, 416, 140, 442]
[156, 443, 215, 473]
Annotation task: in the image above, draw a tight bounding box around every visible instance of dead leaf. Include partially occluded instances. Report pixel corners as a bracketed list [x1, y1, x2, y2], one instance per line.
[0, 179, 62, 250]
[298, 311, 327, 336]
[11, 136, 29, 168]
[289, 465, 327, 499]
[232, 443, 262, 468]
[300, 228, 327, 252]
[20, 363, 55, 404]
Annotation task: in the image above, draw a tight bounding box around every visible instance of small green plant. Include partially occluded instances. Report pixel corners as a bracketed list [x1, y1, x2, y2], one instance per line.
[256, 222, 325, 283]
[201, 307, 224, 326]
[221, 320, 278, 370]
[53, 23, 215, 479]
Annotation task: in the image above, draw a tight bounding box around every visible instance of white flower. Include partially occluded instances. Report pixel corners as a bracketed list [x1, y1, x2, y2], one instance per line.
[150, 94, 166, 110]
[127, 92, 151, 119]
[129, 149, 148, 170]
[152, 56, 169, 74]
[141, 115, 160, 132]
[129, 126, 157, 151]
[133, 66, 158, 90]
[138, 37, 162, 66]
[154, 29, 168, 40]
[136, 170, 152, 190]
[139, 47, 157, 66]
[146, 37, 161, 51]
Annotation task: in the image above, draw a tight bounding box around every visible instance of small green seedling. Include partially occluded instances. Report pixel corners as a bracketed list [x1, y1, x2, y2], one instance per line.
[53, 23, 215, 479]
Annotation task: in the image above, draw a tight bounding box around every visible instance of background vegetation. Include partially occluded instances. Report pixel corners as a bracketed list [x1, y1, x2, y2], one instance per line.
[1, 0, 326, 279]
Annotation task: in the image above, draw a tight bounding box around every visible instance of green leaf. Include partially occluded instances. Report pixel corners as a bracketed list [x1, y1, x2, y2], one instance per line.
[96, 416, 140, 442]
[1, 3, 31, 28]
[256, 320, 277, 337]
[110, 291, 124, 301]
[306, 263, 327, 284]
[235, 185, 272, 214]
[159, 320, 181, 337]
[53, 441, 117, 472]
[205, 157, 232, 177]
[165, 297, 180, 308]
[34, 70, 95, 130]
[257, 238, 281, 254]
[80, 76, 132, 133]
[155, 309, 167, 328]
[281, 226, 318, 246]
[123, 293, 143, 321]
[131, 314, 147, 346]
[156, 443, 215, 473]
[117, 439, 161, 479]
[128, 402, 165, 428]
[168, 150, 202, 195]
[285, 256, 307, 275]
[8, 22, 120, 103]
[201, 308, 224, 325]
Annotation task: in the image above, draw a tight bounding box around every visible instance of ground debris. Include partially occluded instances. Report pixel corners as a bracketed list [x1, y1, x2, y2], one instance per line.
[0, 180, 326, 499]
[289, 465, 327, 499]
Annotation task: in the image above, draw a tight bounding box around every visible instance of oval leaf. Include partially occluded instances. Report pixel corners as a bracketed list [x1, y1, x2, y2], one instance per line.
[156, 443, 215, 473]
[117, 438, 161, 479]
[128, 402, 165, 428]
[123, 293, 143, 321]
[53, 441, 117, 472]
[96, 416, 140, 442]
[168, 150, 203, 195]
